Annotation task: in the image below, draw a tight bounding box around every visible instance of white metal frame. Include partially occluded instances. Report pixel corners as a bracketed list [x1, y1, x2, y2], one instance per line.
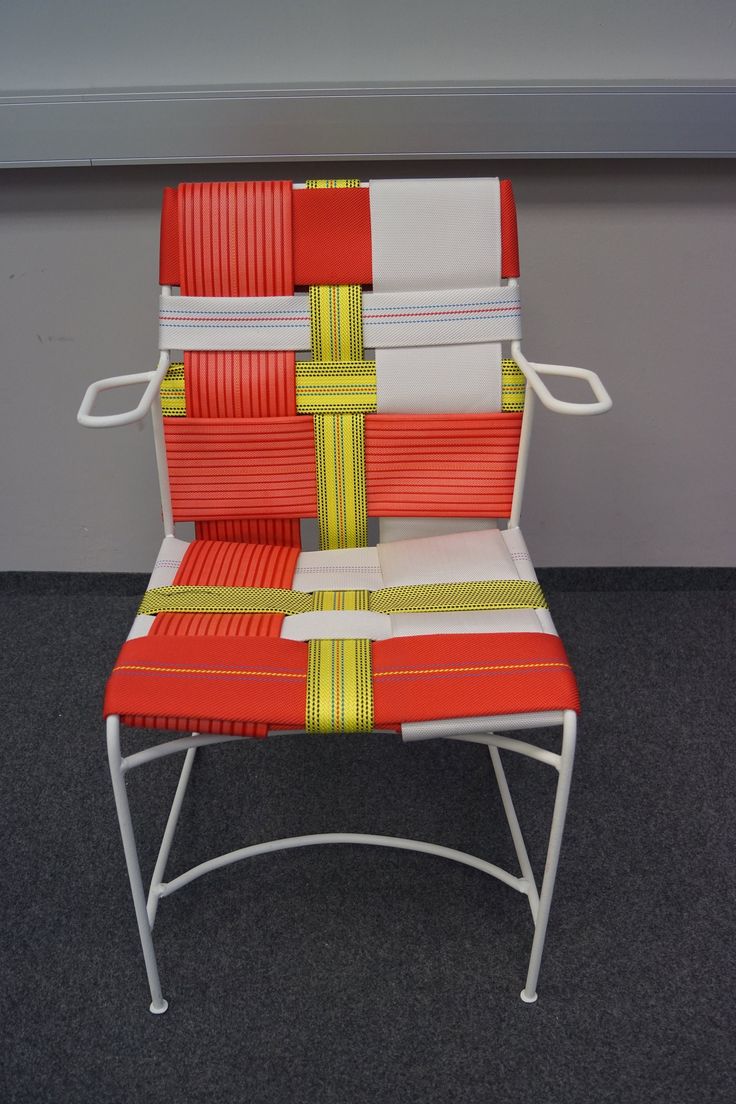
[106, 710, 576, 1013]
[78, 211, 611, 1012]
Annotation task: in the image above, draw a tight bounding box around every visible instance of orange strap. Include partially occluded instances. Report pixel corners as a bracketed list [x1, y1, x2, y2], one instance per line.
[164, 412, 522, 522]
[107, 631, 578, 735]
[177, 181, 300, 548]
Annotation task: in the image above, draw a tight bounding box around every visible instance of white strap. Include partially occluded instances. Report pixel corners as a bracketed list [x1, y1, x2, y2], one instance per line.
[368, 178, 501, 290]
[375, 343, 501, 413]
[280, 611, 391, 642]
[291, 547, 383, 593]
[377, 528, 519, 588]
[158, 286, 521, 351]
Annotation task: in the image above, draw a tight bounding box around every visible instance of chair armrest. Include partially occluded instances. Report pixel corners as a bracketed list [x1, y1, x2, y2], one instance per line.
[77, 353, 170, 427]
[511, 342, 612, 416]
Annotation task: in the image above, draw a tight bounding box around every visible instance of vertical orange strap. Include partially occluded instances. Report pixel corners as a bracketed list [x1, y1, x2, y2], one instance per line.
[176, 181, 301, 547]
[500, 179, 520, 278]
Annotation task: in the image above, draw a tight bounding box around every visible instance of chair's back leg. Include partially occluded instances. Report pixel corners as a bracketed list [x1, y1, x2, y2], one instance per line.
[520, 709, 577, 1003]
[106, 716, 169, 1014]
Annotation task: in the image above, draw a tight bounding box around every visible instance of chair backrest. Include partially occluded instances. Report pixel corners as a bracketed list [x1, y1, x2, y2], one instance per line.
[157, 178, 526, 551]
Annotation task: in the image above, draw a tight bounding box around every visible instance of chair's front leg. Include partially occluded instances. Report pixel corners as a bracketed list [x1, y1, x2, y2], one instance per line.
[106, 715, 168, 1014]
[520, 709, 577, 1003]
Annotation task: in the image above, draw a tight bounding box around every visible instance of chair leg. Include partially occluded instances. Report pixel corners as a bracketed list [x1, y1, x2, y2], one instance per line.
[106, 715, 169, 1014]
[520, 709, 577, 1003]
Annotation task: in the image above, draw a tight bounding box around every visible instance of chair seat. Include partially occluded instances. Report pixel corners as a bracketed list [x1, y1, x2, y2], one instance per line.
[105, 526, 579, 736]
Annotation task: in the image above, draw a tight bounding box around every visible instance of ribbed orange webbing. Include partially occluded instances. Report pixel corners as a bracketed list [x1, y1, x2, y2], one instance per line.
[165, 416, 317, 521]
[365, 413, 522, 518]
[177, 181, 300, 547]
[165, 412, 522, 522]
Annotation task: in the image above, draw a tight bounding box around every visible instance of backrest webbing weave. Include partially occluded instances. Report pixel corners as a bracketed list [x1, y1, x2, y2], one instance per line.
[161, 178, 526, 543]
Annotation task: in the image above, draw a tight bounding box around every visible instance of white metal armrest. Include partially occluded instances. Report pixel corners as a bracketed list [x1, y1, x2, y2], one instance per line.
[78, 352, 170, 427]
[511, 342, 612, 416]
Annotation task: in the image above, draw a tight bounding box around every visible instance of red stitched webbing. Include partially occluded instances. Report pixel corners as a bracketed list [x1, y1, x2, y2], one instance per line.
[500, 180, 520, 278]
[108, 631, 578, 735]
[159, 187, 179, 285]
[176, 181, 299, 547]
[292, 186, 372, 286]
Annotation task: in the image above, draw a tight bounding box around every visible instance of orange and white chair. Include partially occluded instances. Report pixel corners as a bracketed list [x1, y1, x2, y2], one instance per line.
[78, 177, 611, 1012]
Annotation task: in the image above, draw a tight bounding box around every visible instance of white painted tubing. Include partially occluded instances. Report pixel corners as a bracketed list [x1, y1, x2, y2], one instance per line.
[511, 341, 612, 416]
[123, 733, 242, 772]
[489, 746, 540, 921]
[146, 746, 197, 929]
[444, 733, 562, 770]
[77, 350, 171, 427]
[155, 833, 529, 900]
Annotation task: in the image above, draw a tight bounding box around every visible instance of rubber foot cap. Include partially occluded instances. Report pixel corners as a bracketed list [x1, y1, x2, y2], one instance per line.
[520, 989, 538, 1004]
[149, 998, 169, 1014]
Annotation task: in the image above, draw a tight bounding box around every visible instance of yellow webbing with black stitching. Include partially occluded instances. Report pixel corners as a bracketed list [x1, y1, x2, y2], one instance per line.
[138, 586, 312, 616]
[502, 358, 526, 412]
[160, 363, 186, 416]
[307, 178, 370, 553]
[295, 361, 377, 414]
[163, 358, 519, 418]
[138, 579, 547, 616]
[368, 579, 546, 614]
[306, 638, 374, 733]
[311, 589, 370, 611]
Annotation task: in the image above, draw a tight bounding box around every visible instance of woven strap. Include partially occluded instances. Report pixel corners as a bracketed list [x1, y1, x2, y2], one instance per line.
[163, 357, 520, 417]
[138, 579, 547, 616]
[308, 178, 370, 552]
[105, 632, 580, 733]
[295, 361, 377, 414]
[369, 580, 546, 614]
[158, 285, 522, 352]
[306, 638, 374, 733]
[140, 585, 312, 616]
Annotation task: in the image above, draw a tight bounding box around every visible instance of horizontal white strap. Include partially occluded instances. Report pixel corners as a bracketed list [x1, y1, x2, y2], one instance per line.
[291, 547, 384, 593]
[280, 610, 391, 642]
[159, 286, 521, 351]
[377, 527, 519, 588]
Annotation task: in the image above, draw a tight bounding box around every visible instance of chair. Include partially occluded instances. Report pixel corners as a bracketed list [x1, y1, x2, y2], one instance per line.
[78, 177, 611, 1013]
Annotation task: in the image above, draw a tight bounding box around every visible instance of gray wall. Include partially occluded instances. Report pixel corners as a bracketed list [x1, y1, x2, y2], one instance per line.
[1, 160, 734, 570]
[3, 1, 736, 88]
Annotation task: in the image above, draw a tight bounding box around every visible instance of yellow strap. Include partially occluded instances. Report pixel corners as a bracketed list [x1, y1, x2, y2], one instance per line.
[306, 179, 361, 190]
[312, 589, 370, 611]
[502, 358, 526, 412]
[139, 579, 546, 617]
[160, 362, 186, 416]
[306, 638, 374, 733]
[309, 284, 364, 363]
[295, 360, 377, 414]
[369, 579, 547, 614]
[306, 178, 370, 552]
[138, 586, 312, 616]
[314, 412, 368, 551]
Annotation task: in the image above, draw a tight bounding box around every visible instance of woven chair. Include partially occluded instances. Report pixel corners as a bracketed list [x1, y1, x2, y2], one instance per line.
[78, 177, 611, 1012]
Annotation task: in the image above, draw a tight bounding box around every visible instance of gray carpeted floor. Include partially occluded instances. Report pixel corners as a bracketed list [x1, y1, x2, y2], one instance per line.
[2, 569, 734, 1103]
